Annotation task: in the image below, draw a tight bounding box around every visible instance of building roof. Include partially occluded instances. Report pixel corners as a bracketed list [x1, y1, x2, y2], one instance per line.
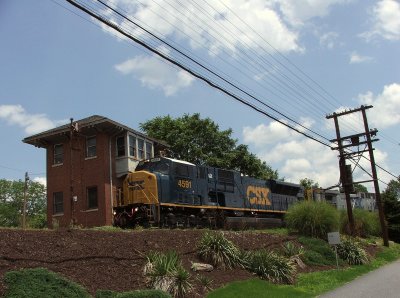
[23, 115, 168, 148]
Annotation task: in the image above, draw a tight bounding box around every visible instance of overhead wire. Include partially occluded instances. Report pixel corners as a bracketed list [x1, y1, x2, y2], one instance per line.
[63, 0, 398, 186]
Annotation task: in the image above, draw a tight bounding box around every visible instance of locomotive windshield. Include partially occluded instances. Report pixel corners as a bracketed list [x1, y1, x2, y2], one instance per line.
[136, 158, 170, 175]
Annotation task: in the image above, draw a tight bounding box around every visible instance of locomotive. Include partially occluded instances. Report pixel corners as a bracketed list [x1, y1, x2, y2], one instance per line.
[113, 157, 304, 228]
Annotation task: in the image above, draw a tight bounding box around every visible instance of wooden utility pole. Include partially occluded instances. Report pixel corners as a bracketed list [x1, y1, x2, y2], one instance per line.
[361, 107, 389, 246]
[327, 105, 389, 246]
[22, 172, 29, 229]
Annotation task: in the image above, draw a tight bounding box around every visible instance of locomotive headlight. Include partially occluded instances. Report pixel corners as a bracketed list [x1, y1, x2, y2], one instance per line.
[113, 211, 116, 215]
[134, 207, 139, 212]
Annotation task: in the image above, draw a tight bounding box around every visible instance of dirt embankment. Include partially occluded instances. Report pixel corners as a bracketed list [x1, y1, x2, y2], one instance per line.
[0, 228, 340, 296]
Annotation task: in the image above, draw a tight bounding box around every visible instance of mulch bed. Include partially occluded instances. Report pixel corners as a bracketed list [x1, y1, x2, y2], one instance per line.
[0, 228, 379, 297]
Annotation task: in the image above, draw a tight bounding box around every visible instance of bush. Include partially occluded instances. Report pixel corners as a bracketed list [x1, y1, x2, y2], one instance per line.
[281, 241, 305, 258]
[144, 251, 192, 298]
[340, 209, 381, 237]
[246, 250, 296, 284]
[285, 201, 339, 239]
[336, 238, 369, 265]
[4, 268, 90, 298]
[298, 237, 340, 266]
[197, 231, 243, 269]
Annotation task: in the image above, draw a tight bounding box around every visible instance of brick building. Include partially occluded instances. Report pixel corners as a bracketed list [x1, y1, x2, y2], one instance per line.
[23, 115, 167, 228]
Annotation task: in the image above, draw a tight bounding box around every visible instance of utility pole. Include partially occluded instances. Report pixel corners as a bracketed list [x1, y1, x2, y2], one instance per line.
[327, 105, 389, 246]
[361, 107, 389, 246]
[327, 112, 355, 235]
[22, 172, 29, 229]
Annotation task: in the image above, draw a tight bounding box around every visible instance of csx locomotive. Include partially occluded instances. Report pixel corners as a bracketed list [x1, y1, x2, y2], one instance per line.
[113, 157, 304, 228]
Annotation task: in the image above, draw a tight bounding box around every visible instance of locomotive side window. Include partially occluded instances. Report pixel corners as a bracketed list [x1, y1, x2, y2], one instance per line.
[175, 164, 189, 177]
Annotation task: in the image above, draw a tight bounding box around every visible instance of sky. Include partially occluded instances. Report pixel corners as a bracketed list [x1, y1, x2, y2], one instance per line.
[0, 0, 399, 191]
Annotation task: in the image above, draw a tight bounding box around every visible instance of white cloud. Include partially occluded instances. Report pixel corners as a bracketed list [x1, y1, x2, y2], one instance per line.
[349, 52, 373, 64]
[114, 54, 195, 96]
[358, 83, 400, 128]
[319, 31, 339, 49]
[0, 105, 66, 135]
[361, 0, 400, 41]
[33, 177, 46, 187]
[99, 0, 308, 55]
[276, 0, 354, 27]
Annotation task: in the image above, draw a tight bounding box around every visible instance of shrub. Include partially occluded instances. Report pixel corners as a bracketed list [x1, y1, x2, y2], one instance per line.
[246, 250, 296, 284]
[298, 237, 340, 266]
[4, 268, 90, 298]
[196, 274, 213, 292]
[144, 251, 192, 298]
[340, 209, 381, 237]
[197, 231, 243, 269]
[281, 241, 305, 258]
[285, 201, 339, 239]
[336, 238, 369, 265]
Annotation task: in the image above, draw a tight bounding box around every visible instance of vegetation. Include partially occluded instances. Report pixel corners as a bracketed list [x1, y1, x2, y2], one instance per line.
[0, 179, 46, 228]
[143, 251, 192, 298]
[382, 179, 400, 243]
[197, 231, 243, 269]
[245, 250, 296, 284]
[140, 114, 278, 179]
[299, 178, 319, 200]
[285, 201, 339, 239]
[3, 268, 90, 298]
[353, 183, 368, 193]
[336, 238, 369, 265]
[96, 289, 171, 298]
[208, 240, 400, 298]
[340, 209, 381, 237]
[281, 241, 305, 258]
[298, 236, 341, 266]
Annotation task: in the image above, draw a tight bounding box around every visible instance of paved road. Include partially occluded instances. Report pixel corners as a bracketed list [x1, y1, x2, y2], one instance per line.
[320, 259, 400, 298]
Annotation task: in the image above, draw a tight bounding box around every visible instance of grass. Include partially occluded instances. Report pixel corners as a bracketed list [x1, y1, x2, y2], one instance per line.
[207, 241, 400, 298]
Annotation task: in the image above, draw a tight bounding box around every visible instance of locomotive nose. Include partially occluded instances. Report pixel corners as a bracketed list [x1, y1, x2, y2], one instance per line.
[123, 171, 159, 205]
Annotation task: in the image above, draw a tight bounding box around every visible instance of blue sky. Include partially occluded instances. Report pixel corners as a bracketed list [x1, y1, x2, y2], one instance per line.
[0, 0, 399, 191]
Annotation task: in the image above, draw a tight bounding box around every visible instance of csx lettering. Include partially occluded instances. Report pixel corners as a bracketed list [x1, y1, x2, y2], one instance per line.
[177, 179, 192, 189]
[246, 185, 271, 206]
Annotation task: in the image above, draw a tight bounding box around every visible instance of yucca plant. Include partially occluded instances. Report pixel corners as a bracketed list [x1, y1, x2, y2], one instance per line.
[144, 251, 192, 298]
[336, 238, 369, 265]
[281, 241, 305, 258]
[197, 231, 243, 269]
[196, 274, 213, 292]
[246, 250, 296, 284]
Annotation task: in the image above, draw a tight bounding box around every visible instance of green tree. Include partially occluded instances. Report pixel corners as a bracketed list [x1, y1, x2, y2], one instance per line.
[299, 178, 319, 200]
[382, 179, 400, 243]
[140, 114, 278, 179]
[353, 183, 368, 193]
[0, 179, 46, 228]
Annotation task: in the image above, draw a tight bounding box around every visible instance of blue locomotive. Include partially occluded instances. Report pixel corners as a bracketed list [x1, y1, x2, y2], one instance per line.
[113, 157, 304, 228]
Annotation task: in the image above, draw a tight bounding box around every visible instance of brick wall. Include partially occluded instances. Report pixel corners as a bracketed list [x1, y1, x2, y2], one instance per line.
[46, 132, 121, 228]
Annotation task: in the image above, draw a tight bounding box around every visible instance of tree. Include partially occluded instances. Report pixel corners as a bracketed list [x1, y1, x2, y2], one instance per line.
[299, 178, 319, 200]
[353, 183, 368, 193]
[382, 179, 400, 243]
[0, 179, 46, 228]
[140, 114, 278, 179]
